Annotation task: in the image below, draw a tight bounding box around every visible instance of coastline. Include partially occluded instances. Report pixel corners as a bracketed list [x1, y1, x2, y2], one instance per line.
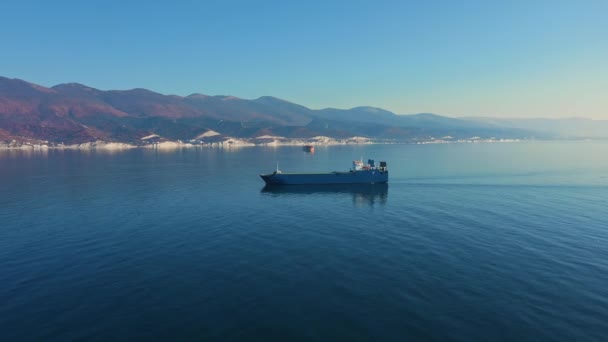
[0, 136, 524, 150]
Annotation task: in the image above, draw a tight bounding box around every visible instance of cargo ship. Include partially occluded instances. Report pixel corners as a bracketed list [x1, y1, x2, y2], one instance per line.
[260, 159, 388, 185]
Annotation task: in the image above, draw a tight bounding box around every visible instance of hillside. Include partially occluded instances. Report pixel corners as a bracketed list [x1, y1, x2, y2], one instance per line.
[2, 76, 603, 145]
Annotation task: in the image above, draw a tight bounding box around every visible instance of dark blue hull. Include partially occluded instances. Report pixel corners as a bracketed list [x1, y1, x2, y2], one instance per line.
[260, 170, 388, 185]
[262, 182, 388, 195]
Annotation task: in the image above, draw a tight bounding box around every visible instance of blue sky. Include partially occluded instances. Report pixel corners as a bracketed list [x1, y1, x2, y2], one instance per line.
[1, 0, 606, 118]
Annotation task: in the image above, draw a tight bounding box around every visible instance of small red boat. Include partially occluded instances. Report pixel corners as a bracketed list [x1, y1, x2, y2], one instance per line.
[303, 145, 315, 153]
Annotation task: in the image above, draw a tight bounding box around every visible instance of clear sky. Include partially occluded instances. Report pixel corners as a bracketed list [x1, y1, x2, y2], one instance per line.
[1, 0, 606, 118]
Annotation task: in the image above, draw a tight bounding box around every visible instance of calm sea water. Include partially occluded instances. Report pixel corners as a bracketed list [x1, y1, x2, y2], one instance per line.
[1, 141, 607, 341]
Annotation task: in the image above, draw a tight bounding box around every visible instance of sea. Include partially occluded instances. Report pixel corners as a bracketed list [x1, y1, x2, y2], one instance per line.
[1, 141, 607, 341]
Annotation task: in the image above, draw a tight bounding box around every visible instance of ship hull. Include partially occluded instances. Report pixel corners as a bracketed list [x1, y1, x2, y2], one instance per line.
[260, 170, 388, 185]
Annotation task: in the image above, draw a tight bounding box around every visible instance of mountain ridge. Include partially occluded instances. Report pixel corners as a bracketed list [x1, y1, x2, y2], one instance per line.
[1, 76, 606, 144]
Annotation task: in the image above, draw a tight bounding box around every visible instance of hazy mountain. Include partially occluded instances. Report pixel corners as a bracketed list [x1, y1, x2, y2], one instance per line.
[1, 76, 602, 144]
[462, 117, 608, 139]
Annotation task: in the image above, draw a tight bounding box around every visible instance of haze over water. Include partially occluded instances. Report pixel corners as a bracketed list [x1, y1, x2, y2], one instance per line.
[1, 141, 607, 340]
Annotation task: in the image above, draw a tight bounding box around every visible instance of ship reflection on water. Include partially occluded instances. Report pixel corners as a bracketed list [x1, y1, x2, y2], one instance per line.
[261, 183, 388, 207]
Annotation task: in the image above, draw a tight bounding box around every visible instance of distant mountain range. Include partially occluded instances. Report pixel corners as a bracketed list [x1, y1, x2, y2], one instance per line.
[1, 76, 606, 144]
